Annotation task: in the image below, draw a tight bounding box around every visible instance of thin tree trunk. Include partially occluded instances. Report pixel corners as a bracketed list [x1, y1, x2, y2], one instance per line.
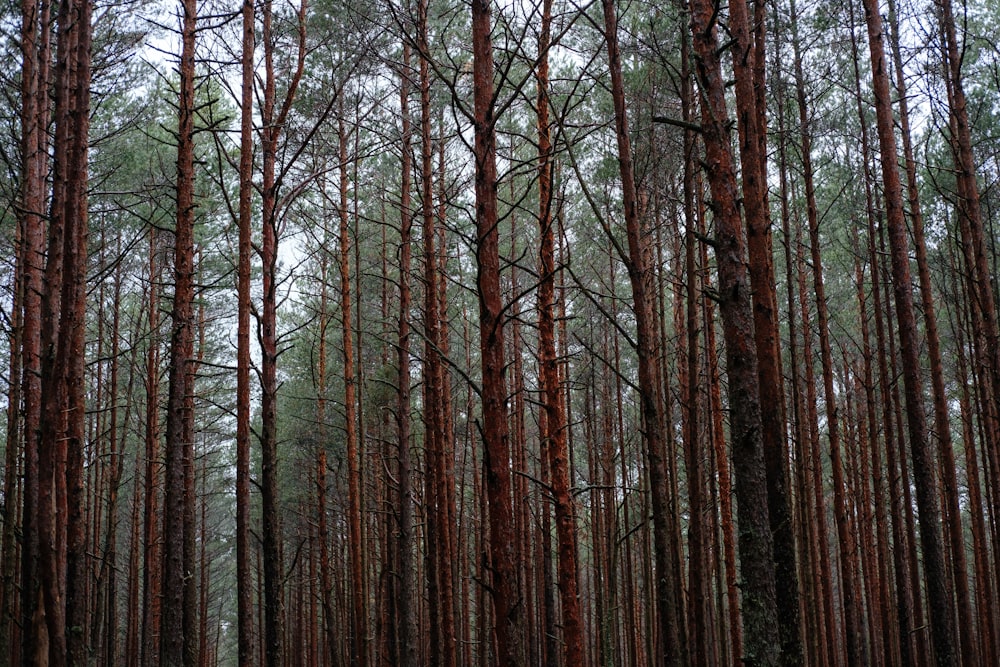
[884, 1, 976, 662]
[142, 229, 163, 667]
[236, 0, 255, 661]
[337, 108, 367, 667]
[679, 24, 708, 667]
[536, 0, 584, 662]
[803, 10, 866, 660]
[601, 1, 685, 661]
[395, 46, 417, 667]
[258, 1, 307, 663]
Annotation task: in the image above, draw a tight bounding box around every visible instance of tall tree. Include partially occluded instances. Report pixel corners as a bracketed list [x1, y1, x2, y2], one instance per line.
[601, 0, 685, 661]
[14, 0, 51, 661]
[258, 0, 307, 663]
[536, 0, 584, 661]
[236, 0, 255, 660]
[161, 0, 198, 662]
[726, 1, 801, 660]
[34, 0, 92, 660]
[688, 1, 781, 663]
[470, 0, 527, 662]
[861, 0, 958, 664]
[394, 42, 418, 667]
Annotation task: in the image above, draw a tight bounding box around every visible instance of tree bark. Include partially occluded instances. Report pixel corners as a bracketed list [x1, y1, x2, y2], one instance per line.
[161, 0, 197, 660]
[395, 44, 417, 667]
[688, 2, 780, 663]
[15, 0, 50, 660]
[536, 0, 585, 661]
[727, 3, 801, 659]
[861, 1, 958, 663]
[236, 0, 255, 661]
[470, 0, 527, 662]
[36, 0, 92, 660]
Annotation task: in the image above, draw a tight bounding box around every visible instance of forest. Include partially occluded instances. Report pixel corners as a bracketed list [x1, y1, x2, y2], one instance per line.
[2, 0, 1000, 664]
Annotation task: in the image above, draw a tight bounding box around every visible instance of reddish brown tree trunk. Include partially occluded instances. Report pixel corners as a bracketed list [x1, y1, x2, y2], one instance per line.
[470, 0, 527, 662]
[803, 18, 866, 661]
[536, 1, 584, 663]
[36, 0, 91, 660]
[861, 1, 958, 663]
[161, 0, 197, 661]
[337, 109, 368, 667]
[14, 0, 50, 660]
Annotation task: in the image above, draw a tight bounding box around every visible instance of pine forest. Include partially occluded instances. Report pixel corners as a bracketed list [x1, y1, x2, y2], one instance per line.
[2, 0, 1000, 664]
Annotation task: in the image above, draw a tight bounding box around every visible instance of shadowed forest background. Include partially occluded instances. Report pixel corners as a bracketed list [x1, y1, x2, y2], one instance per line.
[2, 0, 1000, 664]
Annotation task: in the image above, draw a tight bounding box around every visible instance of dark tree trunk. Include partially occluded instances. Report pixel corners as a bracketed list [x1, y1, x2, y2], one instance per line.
[727, 3, 801, 659]
[236, 0, 255, 661]
[395, 44, 417, 667]
[161, 0, 197, 661]
[688, 2, 780, 663]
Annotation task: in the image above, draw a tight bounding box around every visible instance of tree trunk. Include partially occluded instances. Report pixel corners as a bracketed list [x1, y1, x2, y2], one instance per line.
[600, 1, 685, 661]
[395, 45, 417, 667]
[688, 2, 780, 663]
[142, 229, 163, 667]
[236, 0, 255, 660]
[885, 1, 976, 662]
[161, 0, 197, 660]
[861, 1, 958, 663]
[470, 0, 527, 662]
[36, 0, 92, 660]
[14, 0, 50, 660]
[337, 108, 367, 667]
[258, 1, 307, 662]
[536, 0, 585, 663]
[727, 4, 801, 659]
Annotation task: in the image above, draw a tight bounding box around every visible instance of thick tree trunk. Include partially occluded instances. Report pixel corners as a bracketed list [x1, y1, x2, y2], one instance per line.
[36, 0, 92, 661]
[726, 4, 801, 659]
[470, 0, 527, 662]
[15, 0, 50, 660]
[161, 0, 197, 661]
[688, 2, 780, 663]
